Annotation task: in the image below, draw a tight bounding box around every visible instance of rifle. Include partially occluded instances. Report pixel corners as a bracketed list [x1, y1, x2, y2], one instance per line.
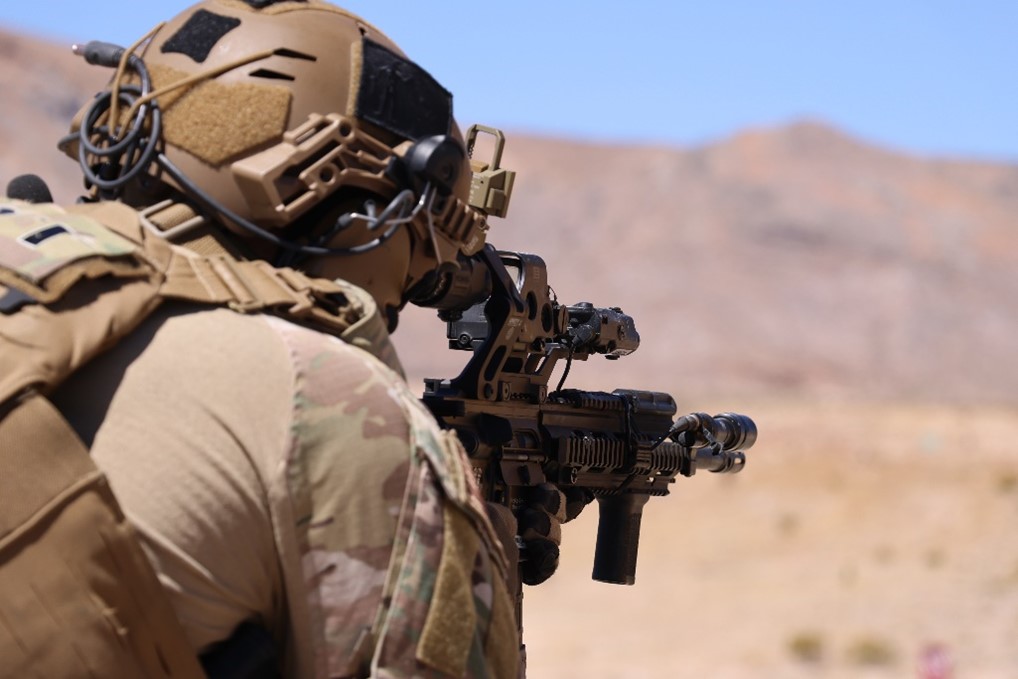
[420, 245, 757, 587]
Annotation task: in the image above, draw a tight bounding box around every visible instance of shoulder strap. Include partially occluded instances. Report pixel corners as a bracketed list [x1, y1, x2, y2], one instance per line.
[75, 199, 405, 375]
[73, 200, 378, 336]
[0, 198, 403, 403]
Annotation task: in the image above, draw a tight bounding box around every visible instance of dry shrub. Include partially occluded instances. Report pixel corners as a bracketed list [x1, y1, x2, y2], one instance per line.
[788, 631, 825, 663]
[997, 472, 1018, 494]
[846, 636, 898, 666]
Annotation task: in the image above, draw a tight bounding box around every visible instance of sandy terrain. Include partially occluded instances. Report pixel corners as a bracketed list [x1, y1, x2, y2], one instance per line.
[518, 399, 1018, 678]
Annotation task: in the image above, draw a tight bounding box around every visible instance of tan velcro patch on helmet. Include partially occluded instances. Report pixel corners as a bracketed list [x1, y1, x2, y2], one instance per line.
[149, 63, 292, 167]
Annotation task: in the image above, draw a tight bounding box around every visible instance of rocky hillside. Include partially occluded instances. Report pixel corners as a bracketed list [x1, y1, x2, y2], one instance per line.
[0, 28, 107, 196]
[3, 27, 1015, 408]
[480, 125, 1018, 406]
[4, 26, 1018, 679]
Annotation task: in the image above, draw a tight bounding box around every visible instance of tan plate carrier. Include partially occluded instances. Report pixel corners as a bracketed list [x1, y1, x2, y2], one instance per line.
[0, 199, 377, 678]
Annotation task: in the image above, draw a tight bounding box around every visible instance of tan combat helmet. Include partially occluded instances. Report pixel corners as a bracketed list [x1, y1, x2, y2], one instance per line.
[63, 0, 504, 327]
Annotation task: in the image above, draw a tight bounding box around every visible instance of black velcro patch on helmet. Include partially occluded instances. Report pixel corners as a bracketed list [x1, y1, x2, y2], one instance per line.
[356, 38, 452, 141]
[161, 9, 242, 63]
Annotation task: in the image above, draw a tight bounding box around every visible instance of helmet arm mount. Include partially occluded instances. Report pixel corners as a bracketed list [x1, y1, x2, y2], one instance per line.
[156, 152, 437, 258]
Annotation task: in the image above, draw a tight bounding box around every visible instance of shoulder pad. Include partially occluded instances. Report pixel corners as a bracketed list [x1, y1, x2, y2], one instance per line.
[0, 200, 150, 307]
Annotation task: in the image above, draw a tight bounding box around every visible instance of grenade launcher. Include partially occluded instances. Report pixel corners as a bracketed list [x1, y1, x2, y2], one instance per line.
[420, 245, 757, 586]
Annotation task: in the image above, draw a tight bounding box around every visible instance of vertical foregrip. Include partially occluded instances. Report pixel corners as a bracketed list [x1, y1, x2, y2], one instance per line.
[592, 493, 651, 585]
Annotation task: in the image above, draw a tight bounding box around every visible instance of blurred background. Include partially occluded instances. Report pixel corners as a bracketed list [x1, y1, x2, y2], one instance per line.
[2, 2, 1016, 676]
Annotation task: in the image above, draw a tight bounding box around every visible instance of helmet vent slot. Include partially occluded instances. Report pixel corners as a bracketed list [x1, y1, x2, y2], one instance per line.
[249, 68, 296, 81]
[274, 48, 317, 62]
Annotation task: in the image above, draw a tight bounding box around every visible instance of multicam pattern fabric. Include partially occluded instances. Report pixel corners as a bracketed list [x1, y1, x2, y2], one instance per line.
[268, 317, 520, 678]
[0, 200, 137, 284]
[334, 280, 405, 379]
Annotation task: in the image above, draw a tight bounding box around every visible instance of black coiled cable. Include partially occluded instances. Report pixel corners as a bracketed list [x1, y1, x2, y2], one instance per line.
[77, 54, 162, 198]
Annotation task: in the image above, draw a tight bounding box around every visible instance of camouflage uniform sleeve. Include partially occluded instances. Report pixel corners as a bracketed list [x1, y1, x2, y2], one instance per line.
[268, 317, 521, 679]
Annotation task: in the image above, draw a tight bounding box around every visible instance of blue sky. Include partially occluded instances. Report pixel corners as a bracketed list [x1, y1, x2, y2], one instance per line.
[2, 1, 1014, 162]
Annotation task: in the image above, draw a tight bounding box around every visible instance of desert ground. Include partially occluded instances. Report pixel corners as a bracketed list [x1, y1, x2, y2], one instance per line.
[512, 398, 1018, 679]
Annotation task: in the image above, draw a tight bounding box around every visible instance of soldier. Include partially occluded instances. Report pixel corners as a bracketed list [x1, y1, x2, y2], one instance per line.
[0, 1, 552, 676]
